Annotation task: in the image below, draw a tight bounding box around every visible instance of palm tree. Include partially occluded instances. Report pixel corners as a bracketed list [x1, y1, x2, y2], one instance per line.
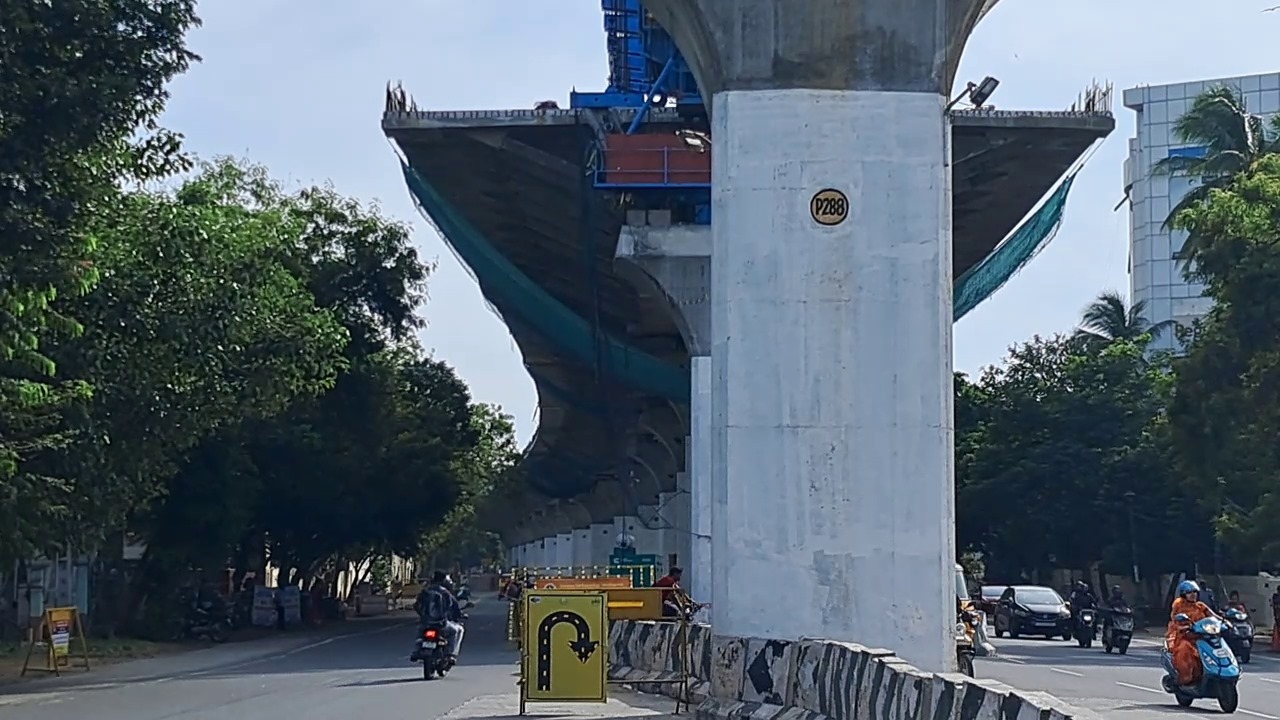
[1153, 85, 1280, 239]
[1075, 290, 1172, 345]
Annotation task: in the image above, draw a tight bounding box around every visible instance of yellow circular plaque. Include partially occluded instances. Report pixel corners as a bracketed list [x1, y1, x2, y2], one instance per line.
[810, 188, 849, 226]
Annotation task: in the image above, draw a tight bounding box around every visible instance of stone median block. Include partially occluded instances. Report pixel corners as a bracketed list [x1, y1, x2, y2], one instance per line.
[606, 618, 1101, 720]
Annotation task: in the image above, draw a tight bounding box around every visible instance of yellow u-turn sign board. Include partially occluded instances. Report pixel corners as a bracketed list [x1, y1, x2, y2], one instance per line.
[522, 591, 608, 703]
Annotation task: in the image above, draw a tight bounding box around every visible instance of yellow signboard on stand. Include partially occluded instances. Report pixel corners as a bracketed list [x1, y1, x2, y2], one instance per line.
[520, 591, 607, 710]
[21, 606, 90, 676]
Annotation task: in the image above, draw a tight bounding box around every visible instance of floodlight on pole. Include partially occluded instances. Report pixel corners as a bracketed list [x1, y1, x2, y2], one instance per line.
[970, 76, 1001, 106]
[945, 75, 1001, 111]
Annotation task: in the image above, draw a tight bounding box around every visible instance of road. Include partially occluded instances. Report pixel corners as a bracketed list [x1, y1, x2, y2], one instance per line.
[978, 633, 1280, 718]
[0, 600, 676, 720]
[10, 602, 1276, 720]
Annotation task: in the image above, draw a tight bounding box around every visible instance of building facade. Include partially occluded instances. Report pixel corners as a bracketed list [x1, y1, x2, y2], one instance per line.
[1123, 72, 1280, 350]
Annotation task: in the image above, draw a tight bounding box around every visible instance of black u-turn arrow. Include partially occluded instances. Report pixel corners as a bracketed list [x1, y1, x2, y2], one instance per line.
[535, 610, 599, 691]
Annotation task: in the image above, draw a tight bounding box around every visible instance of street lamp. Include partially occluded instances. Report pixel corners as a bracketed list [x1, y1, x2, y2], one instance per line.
[946, 75, 1001, 111]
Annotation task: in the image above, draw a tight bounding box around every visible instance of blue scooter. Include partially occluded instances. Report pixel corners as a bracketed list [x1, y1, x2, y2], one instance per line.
[1160, 614, 1241, 713]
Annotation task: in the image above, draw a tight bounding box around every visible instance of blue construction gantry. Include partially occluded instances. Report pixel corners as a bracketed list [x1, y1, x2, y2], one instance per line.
[570, 0, 702, 114]
[575, 1, 712, 224]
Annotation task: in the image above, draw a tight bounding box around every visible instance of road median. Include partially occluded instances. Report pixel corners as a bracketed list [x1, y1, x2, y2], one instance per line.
[608, 619, 1106, 720]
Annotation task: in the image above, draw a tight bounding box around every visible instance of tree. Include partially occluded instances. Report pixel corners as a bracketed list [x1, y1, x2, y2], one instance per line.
[45, 159, 352, 571]
[1153, 85, 1280, 265]
[956, 334, 1197, 582]
[0, 0, 200, 564]
[1075, 290, 1171, 346]
[129, 162, 477, 599]
[420, 403, 522, 570]
[1169, 155, 1280, 565]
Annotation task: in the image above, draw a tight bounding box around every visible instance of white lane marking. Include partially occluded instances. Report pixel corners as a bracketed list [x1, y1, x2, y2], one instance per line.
[1115, 679, 1278, 719]
[1115, 681, 1162, 694]
[1257, 677, 1280, 684]
[1049, 667, 1083, 677]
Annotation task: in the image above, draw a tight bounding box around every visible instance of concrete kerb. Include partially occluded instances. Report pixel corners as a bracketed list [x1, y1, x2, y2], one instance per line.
[606, 619, 1105, 720]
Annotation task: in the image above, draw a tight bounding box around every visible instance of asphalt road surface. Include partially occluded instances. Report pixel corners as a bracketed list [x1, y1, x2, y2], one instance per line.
[0, 600, 530, 719]
[978, 633, 1280, 718]
[9, 601, 1276, 719]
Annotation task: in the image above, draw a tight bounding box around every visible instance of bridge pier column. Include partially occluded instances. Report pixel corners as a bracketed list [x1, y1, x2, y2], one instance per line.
[572, 526, 593, 567]
[632, 507, 661, 557]
[616, 222, 712, 606]
[588, 523, 614, 568]
[690, 357, 712, 617]
[639, 0, 998, 672]
[662, 475, 692, 572]
[554, 531, 573, 569]
[537, 536, 555, 569]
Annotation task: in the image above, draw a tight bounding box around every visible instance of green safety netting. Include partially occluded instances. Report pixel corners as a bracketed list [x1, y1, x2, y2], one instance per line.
[402, 163, 689, 402]
[953, 171, 1077, 321]
[402, 160, 1078, 404]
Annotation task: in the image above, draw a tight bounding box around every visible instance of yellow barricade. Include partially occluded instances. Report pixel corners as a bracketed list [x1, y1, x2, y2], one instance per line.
[602, 588, 666, 621]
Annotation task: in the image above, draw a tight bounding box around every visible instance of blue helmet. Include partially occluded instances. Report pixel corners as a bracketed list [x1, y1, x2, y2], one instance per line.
[1177, 580, 1201, 597]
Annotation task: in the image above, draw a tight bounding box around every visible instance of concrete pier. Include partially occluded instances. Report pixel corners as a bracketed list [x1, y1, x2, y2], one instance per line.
[646, 0, 998, 672]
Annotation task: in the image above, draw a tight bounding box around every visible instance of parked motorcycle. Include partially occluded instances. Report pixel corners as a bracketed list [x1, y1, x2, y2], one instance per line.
[1073, 608, 1097, 649]
[1160, 614, 1240, 713]
[1224, 608, 1254, 664]
[1101, 606, 1134, 655]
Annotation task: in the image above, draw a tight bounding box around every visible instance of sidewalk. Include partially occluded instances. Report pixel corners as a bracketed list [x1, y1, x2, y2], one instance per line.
[440, 689, 684, 719]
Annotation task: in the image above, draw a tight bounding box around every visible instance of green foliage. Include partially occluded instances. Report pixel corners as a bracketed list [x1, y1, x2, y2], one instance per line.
[1153, 85, 1280, 264]
[0, 0, 199, 374]
[125, 162, 499, 594]
[0, 0, 199, 564]
[420, 404, 521, 568]
[1075, 290, 1172, 346]
[956, 330, 1201, 580]
[1170, 155, 1280, 564]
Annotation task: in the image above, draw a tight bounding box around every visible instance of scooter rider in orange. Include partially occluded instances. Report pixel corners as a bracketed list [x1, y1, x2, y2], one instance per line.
[1168, 580, 1222, 687]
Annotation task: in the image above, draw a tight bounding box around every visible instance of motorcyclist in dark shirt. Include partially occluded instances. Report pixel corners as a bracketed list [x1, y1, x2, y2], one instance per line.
[1069, 581, 1097, 611]
[1069, 581, 1097, 631]
[411, 571, 466, 661]
[1101, 584, 1130, 632]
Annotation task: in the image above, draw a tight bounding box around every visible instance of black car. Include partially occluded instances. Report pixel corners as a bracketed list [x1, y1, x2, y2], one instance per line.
[993, 585, 1072, 640]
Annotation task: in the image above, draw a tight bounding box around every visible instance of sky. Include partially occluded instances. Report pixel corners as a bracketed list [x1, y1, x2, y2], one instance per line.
[161, 0, 1280, 444]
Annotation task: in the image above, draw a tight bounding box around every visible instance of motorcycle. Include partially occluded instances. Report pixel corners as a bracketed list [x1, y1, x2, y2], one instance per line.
[413, 623, 454, 680]
[1101, 606, 1134, 655]
[412, 602, 473, 680]
[1160, 614, 1241, 713]
[1073, 608, 1097, 648]
[1224, 608, 1254, 664]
